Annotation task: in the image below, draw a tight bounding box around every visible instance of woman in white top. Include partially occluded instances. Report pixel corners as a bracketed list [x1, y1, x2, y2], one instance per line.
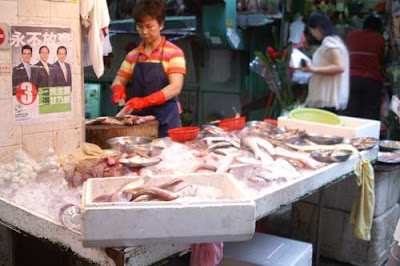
[300, 11, 350, 113]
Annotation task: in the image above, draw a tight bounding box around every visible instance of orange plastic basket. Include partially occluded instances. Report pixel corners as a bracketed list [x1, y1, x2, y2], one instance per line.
[263, 118, 278, 126]
[168, 127, 200, 143]
[218, 117, 246, 131]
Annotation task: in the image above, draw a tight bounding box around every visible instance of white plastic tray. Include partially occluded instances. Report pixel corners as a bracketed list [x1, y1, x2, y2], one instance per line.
[278, 115, 380, 139]
[81, 173, 256, 247]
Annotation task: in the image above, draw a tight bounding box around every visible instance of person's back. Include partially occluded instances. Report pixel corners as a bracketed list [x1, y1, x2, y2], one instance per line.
[341, 15, 385, 120]
[346, 29, 385, 81]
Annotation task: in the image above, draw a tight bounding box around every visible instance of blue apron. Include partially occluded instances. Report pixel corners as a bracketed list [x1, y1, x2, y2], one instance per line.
[129, 43, 180, 137]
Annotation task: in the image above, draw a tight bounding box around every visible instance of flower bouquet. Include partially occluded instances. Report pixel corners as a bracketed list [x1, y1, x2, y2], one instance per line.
[250, 44, 295, 117]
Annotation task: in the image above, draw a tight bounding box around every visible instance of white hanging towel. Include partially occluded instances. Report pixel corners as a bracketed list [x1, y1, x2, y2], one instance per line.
[80, 0, 111, 78]
[103, 30, 113, 56]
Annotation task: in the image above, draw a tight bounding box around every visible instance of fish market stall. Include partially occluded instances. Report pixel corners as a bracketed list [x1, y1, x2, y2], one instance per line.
[0, 118, 379, 265]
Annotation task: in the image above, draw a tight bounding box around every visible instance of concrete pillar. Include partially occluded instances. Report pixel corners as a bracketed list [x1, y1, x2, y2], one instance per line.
[0, 0, 84, 163]
[0, 0, 84, 263]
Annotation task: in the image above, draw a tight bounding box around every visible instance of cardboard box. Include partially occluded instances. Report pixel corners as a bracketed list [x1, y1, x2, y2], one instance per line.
[220, 233, 312, 266]
[278, 115, 380, 139]
[81, 173, 256, 247]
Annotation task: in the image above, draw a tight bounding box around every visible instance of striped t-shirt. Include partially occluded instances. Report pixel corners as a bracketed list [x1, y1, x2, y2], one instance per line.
[117, 36, 186, 80]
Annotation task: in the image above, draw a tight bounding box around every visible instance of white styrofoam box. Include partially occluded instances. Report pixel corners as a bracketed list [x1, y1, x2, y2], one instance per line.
[220, 233, 312, 266]
[278, 115, 380, 139]
[301, 166, 400, 218]
[81, 173, 256, 247]
[291, 202, 400, 266]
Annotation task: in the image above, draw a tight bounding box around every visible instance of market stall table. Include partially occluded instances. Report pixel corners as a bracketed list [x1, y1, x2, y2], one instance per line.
[0, 146, 378, 266]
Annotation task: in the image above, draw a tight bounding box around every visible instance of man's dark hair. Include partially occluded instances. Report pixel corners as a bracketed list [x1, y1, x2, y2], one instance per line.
[57, 46, 67, 54]
[307, 11, 336, 37]
[363, 15, 382, 32]
[39, 45, 49, 53]
[132, 0, 166, 25]
[21, 44, 32, 54]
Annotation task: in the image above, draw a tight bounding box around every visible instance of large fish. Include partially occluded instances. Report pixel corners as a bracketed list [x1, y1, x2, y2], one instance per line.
[254, 137, 276, 155]
[241, 137, 274, 166]
[274, 147, 323, 170]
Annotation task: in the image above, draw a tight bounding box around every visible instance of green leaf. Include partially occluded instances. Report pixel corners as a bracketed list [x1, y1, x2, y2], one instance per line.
[255, 51, 272, 68]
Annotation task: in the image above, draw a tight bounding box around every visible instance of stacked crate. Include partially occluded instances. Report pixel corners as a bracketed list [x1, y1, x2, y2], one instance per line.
[291, 164, 400, 266]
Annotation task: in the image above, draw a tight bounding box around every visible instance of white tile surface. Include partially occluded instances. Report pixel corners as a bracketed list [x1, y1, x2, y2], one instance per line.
[0, 144, 22, 163]
[0, 75, 12, 100]
[22, 131, 53, 160]
[22, 122, 54, 135]
[0, 1, 17, 24]
[52, 119, 81, 131]
[18, 0, 49, 18]
[0, 35, 13, 101]
[50, 0, 79, 19]
[18, 16, 50, 25]
[72, 73, 84, 120]
[0, 99, 22, 147]
[53, 127, 81, 156]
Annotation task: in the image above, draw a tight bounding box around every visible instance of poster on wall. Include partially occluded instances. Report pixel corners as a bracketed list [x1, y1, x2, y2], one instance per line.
[10, 25, 73, 124]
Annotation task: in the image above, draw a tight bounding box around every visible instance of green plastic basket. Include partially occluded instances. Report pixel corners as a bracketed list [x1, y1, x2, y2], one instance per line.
[289, 108, 343, 125]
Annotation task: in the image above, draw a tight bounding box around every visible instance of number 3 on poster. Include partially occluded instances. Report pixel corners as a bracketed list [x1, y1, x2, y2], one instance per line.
[16, 82, 37, 105]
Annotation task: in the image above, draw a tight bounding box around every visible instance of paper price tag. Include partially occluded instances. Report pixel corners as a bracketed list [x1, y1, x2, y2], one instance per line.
[227, 28, 240, 49]
[210, 36, 222, 45]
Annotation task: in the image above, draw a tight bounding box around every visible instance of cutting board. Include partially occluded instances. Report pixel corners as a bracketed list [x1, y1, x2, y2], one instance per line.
[85, 120, 159, 149]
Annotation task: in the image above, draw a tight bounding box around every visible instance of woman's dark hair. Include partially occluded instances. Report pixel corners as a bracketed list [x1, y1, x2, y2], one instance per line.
[307, 11, 336, 37]
[132, 0, 166, 25]
[363, 15, 382, 32]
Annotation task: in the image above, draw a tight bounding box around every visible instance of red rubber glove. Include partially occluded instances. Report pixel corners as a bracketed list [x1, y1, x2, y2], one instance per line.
[125, 91, 166, 112]
[111, 84, 126, 105]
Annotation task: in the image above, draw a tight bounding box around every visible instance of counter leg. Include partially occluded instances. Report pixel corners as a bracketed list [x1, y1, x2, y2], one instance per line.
[314, 189, 325, 266]
[0, 224, 14, 266]
[387, 241, 400, 266]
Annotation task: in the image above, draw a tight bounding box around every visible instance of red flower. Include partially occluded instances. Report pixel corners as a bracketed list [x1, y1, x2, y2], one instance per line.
[280, 49, 287, 58]
[266, 46, 277, 59]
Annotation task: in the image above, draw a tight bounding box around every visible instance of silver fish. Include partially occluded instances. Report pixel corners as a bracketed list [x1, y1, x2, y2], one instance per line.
[255, 137, 275, 155]
[241, 137, 274, 166]
[201, 136, 241, 148]
[274, 147, 322, 170]
[213, 147, 240, 156]
[208, 141, 235, 150]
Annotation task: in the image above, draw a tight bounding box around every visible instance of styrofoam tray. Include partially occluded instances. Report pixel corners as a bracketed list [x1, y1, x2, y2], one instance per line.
[81, 173, 256, 247]
[278, 115, 380, 139]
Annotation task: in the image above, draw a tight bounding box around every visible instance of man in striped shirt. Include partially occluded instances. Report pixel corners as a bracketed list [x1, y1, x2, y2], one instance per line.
[111, 0, 186, 137]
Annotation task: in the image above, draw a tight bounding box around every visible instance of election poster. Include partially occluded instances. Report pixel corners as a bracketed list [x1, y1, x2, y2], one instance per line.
[10, 25, 73, 124]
